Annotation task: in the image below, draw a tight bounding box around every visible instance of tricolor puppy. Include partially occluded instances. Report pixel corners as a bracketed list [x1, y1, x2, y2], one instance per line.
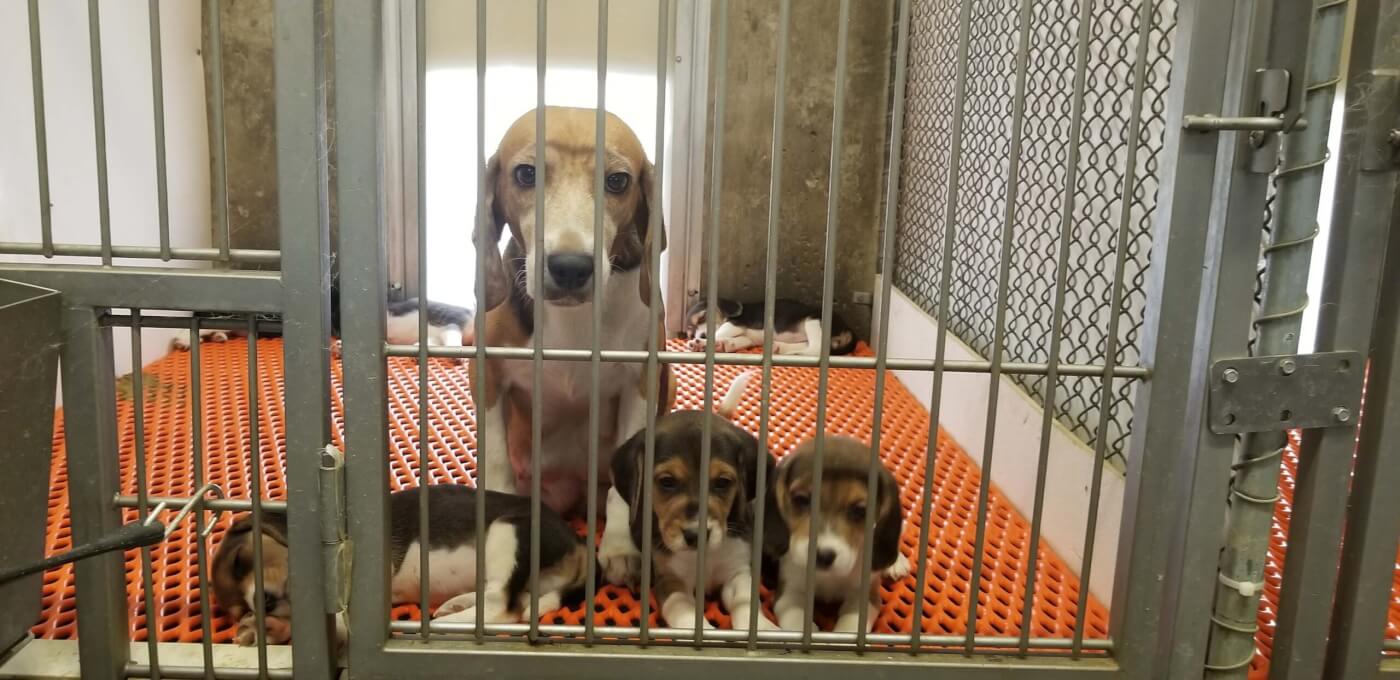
[685, 297, 857, 356]
[765, 436, 910, 633]
[605, 410, 778, 630]
[471, 107, 675, 541]
[211, 485, 589, 645]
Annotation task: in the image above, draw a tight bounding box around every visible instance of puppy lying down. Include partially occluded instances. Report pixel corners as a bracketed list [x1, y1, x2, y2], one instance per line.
[764, 436, 911, 633]
[211, 484, 588, 645]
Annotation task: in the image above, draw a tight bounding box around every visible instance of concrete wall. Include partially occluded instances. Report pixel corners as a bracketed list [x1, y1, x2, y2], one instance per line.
[699, 0, 896, 341]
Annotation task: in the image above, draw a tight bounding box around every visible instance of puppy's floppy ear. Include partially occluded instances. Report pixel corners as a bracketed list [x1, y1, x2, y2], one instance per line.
[871, 465, 904, 571]
[610, 429, 647, 545]
[475, 153, 510, 311]
[762, 452, 791, 559]
[719, 299, 743, 318]
[635, 160, 667, 305]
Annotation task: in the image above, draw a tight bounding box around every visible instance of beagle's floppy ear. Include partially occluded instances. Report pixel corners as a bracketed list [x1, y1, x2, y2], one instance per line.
[609, 429, 647, 546]
[475, 154, 510, 311]
[718, 299, 743, 319]
[635, 160, 668, 305]
[761, 452, 793, 560]
[871, 466, 904, 571]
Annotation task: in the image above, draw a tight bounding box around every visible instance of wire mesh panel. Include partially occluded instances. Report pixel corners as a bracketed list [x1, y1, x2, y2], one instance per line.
[894, 0, 1177, 471]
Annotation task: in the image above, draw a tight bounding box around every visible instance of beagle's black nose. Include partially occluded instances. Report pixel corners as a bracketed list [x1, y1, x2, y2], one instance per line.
[816, 548, 837, 569]
[547, 253, 594, 291]
[682, 529, 699, 548]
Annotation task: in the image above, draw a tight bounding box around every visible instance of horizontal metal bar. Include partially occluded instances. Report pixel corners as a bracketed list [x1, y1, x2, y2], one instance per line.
[1181, 115, 1308, 132]
[102, 315, 283, 334]
[384, 344, 1149, 378]
[1385, 640, 1400, 652]
[127, 664, 293, 680]
[385, 620, 1113, 650]
[367, 640, 1118, 680]
[0, 242, 279, 264]
[114, 495, 285, 514]
[0, 265, 283, 312]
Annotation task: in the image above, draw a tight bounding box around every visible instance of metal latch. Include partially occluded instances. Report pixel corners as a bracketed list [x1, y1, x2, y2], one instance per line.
[320, 445, 350, 615]
[1209, 352, 1364, 434]
[1182, 68, 1306, 174]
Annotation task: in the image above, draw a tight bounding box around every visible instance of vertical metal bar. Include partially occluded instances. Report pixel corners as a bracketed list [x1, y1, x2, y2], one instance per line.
[1322, 6, 1400, 677]
[131, 311, 161, 680]
[1205, 0, 1333, 673]
[472, 0, 489, 643]
[909, 0, 975, 654]
[1017, 0, 1094, 656]
[61, 306, 128, 680]
[855, 0, 912, 648]
[27, 0, 52, 258]
[696, 0, 729, 643]
[414, 0, 432, 641]
[86, 0, 112, 265]
[148, 0, 171, 261]
[273, 0, 337, 675]
[747, 0, 790, 646]
[246, 316, 269, 679]
[206, 0, 231, 262]
[189, 318, 215, 679]
[1110, 0, 1293, 675]
[586, 0, 608, 647]
[802, 0, 851, 650]
[530, 0, 547, 639]
[334, 0, 391, 667]
[962, 0, 1035, 654]
[638, 0, 670, 644]
[1072, 0, 1157, 658]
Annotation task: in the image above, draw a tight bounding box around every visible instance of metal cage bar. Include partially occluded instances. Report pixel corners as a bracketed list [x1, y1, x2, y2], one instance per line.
[471, 0, 490, 643]
[130, 312, 163, 679]
[529, 0, 548, 636]
[1322, 5, 1400, 677]
[188, 318, 217, 678]
[273, 0, 337, 676]
[585, 0, 607, 647]
[26, 0, 52, 257]
[246, 314, 272, 679]
[206, 0, 232, 262]
[147, 0, 172, 261]
[85, 0, 113, 265]
[413, 0, 433, 641]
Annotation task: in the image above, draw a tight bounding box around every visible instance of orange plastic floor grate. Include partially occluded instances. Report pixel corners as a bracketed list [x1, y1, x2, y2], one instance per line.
[36, 337, 1386, 671]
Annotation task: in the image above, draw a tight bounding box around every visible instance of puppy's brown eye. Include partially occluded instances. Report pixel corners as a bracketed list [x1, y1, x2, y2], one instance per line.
[792, 493, 810, 511]
[847, 504, 867, 524]
[514, 164, 536, 187]
[711, 477, 734, 494]
[657, 475, 679, 493]
[605, 172, 630, 193]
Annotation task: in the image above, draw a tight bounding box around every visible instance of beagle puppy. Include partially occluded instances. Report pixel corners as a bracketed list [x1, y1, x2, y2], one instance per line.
[763, 436, 910, 633]
[211, 485, 590, 645]
[470, 107, 675, 546]
[607, 410, 778, 630]
[685, 297, 857, 356]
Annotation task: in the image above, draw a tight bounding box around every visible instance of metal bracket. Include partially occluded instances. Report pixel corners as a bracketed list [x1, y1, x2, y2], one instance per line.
[1209, 352, 1364, 434]
[1359, 69, 1400, 171]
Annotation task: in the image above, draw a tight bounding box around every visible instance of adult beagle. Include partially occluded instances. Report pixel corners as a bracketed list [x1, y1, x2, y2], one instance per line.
[470, 107, 675, 524]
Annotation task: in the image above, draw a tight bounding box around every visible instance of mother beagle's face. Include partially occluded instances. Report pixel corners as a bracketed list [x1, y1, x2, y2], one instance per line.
[490, 107, 655, 306]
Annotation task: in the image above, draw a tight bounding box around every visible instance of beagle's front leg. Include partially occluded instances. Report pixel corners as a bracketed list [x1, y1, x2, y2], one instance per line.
[720, 564, 777, 631]
[657, 568, 713, 631]
[598, 385, 652, 585]
[475, 389, 514, 494]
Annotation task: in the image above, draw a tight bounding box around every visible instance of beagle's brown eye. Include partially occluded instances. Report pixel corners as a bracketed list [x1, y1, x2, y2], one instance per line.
[657, 475, 679, 493]
[711, 477, 734, 494]
[791, 492, 810, 511]
[605, 172, 630, 194]
[847, 504, 867, 524]
[514, 164, 536, 187]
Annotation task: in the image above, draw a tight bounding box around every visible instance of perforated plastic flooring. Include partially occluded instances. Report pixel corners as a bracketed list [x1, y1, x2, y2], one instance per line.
[27, 337, 1385, 676]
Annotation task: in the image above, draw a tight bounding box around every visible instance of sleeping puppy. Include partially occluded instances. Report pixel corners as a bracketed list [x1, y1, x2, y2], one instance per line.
[606, 411, 778, 630]
[685, 297, 857, 356]
[763, 436, 909, 633]
[211, 484, 589, 645]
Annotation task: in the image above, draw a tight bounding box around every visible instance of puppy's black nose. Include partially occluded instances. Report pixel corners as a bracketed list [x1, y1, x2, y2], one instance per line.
[816, 548, 837, 569]
[682, 529, 699, 547]
[546, 253, 594, 291]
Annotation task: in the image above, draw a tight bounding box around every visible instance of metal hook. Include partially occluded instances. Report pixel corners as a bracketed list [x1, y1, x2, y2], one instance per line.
[159, 483, 227, 538]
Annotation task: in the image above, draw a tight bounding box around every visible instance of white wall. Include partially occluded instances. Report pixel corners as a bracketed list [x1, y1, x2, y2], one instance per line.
[421, 0, 669, 309]
[0, 0, 212, 390]
[885, 286, 1124, 604]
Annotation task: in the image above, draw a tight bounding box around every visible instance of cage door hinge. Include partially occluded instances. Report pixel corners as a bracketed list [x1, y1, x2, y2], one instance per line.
[319, 445, 351, 615]
[1208, 352, 1364, 434]
[1183, 68, 1306, 174]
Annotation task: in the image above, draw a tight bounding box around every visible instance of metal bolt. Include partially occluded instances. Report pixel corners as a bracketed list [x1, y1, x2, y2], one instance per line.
[1222, 368, 1240, 384]
[1279, 359, 1297, 376]
[1333, 407, 1351, 423]
[1389, 129, 1400, 147]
